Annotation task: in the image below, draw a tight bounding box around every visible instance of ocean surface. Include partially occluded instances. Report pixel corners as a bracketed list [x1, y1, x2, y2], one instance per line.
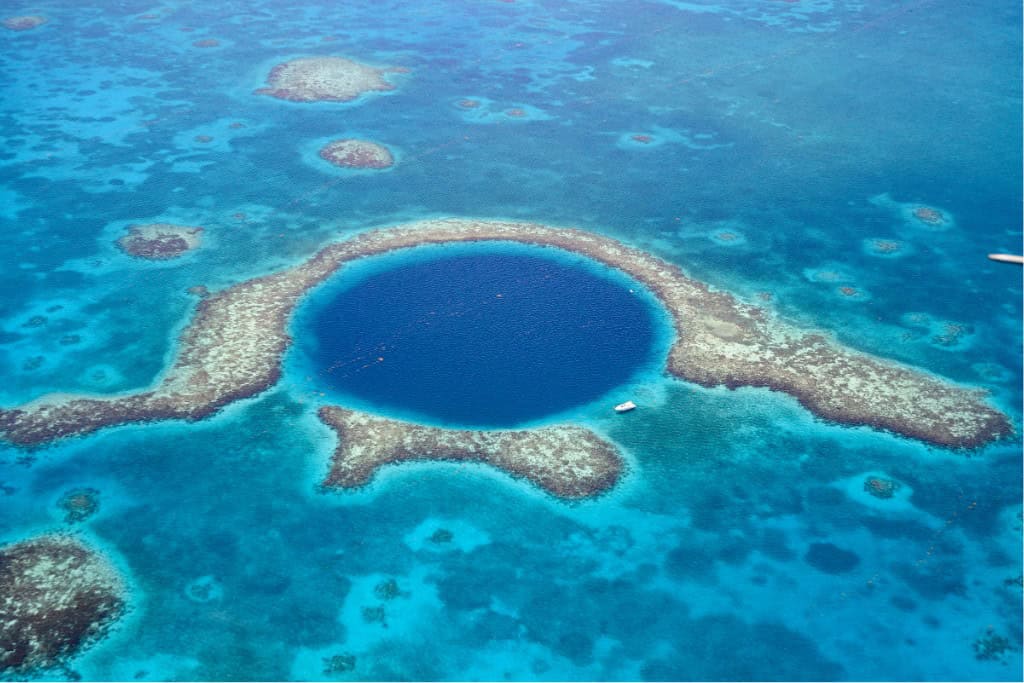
[298, 248, 663, 427]
[0, 0, 1021, 681]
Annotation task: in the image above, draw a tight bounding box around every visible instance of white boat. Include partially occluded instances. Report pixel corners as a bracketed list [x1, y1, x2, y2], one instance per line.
[988, 253, 1024, 265]
[614, 401, 636, 413]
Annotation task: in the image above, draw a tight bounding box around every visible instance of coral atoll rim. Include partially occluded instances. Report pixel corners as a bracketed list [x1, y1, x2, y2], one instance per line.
[319, 406, 623, 499]
[0, 219, 1011, 452]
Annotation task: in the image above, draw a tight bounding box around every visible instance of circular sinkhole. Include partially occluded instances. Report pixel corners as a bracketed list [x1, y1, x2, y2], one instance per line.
[294, 244, 670, 428]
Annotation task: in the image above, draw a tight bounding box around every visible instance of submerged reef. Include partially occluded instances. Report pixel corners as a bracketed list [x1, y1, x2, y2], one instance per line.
[870, 193, 956, 231]
[319, 406, 623, 499]
[323, 653, 356, 674]
[0, 219, 1011, 450]
[973, 629, 1015, 662]
[2, 15, 47, 31]
[116, 223, 203, 260]
[0, 535, 126, 675]
[318, 139, 393, 169]
[863, 476, 900, 500]
[254, 56, 404, 103]
[911, 206, 948, 227]
[57, 488, 101, 524]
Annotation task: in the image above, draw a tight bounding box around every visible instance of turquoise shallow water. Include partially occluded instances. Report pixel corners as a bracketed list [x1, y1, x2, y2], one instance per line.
[0, 0, 1021, 681]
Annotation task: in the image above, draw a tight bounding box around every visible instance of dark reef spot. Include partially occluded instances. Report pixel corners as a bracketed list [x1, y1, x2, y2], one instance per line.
[665, 541, 716, 580]
[429, 528, 453, 544]
[804, 542, 860, 574]
[373, 578, 402, 601]
[889, 594, 917, 611]
[717, 536, 752, 565]
[361, 605, 387, 626]
[893, 560, 966, 599]
[57, 488, 100, 523]
[323, 652, 356, 674]
[640, 617, 843, 681]
[758, 528, 794, 561]
[974, 631, 1016, 662]
[557, 631, 593, 666]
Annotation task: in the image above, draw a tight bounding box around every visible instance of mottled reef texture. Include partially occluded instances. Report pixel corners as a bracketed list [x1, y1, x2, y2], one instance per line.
[2, 15, 47, 31]
[254, 56, 404, 103]
[0, 219, 1012, 449]
[0, 535, 126, 675]
[319, 139, 394, 169]
[115, 223, 203, 260]
[57, 488, 101, 524]
[319, 406, 623, 499]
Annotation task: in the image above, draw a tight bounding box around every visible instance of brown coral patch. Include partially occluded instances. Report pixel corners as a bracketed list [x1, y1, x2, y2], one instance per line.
[318, 139, 394, 169]
[115, 223, 203, 260]
[254, 56, 402, 103]
[319, 406, 623, 499]
[2, 15, 47, 31]
[912, 206, 945, 225]
[0, 535, 126, 675]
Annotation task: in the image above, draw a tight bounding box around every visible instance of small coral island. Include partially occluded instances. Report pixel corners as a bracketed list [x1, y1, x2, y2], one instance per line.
[319, 406, 623, 499]
[0, 220, 1012, 481]
[319, 139, 394, 169]
[2, 15, 47, 31]
[0, 535, 127, 676]
[255, 56, 405, 103]
[116, 223, 202, 260]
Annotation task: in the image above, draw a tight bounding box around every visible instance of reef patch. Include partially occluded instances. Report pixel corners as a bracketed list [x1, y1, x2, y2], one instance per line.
[115, 223, 203, 260]
[318, 406, 623, 499]
[318, 138, 393, 169]
[0, 534, 127, 675]
[255, 56, 404, 103]
[2, 15, 47, 31]
[57, 488, 101, 524]
[804, 542, 860, 574]
[0, 219, 1011, 450]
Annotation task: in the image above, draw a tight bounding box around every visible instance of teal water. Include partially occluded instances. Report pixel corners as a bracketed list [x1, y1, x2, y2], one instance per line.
[0, 1, 1021, 681]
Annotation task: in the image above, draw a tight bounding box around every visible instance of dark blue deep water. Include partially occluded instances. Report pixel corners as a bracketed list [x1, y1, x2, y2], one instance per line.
[306, 252, 657, 426]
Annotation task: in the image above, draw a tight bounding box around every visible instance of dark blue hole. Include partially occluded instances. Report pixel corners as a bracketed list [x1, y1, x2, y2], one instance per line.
[304, 251, 660, 427]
